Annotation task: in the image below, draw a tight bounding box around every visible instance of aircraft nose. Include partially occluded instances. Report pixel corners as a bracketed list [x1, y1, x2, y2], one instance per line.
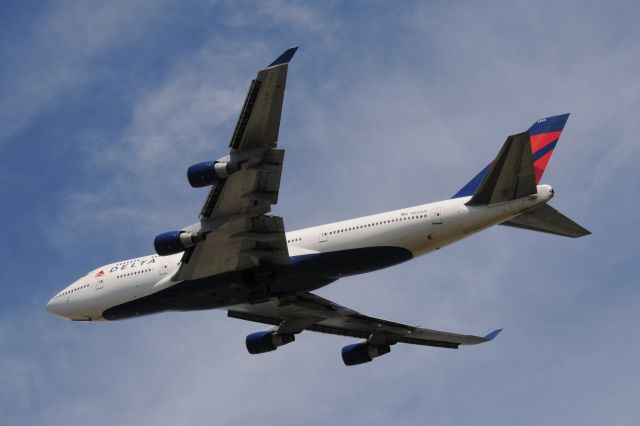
[46, 289, 72, 318]
[46, 281, 100, 321]
[46, 296, 62, 316]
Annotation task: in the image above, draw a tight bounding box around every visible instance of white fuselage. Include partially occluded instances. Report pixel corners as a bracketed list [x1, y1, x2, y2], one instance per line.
[46, 185, 554, 321]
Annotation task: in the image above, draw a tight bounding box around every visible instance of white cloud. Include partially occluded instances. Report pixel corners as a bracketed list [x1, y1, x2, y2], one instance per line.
[0, 0, 168, 144]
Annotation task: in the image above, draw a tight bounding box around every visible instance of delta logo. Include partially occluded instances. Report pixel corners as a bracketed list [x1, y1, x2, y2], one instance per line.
[95, 270, 105, 277]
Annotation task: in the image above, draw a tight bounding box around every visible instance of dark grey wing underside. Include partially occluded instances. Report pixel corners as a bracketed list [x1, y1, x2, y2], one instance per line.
[228, 292, 498, 349]
[174, 48, 298, 282]
[228, 63, 289, 151]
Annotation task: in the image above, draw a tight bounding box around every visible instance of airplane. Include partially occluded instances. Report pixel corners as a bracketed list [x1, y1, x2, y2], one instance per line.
[46, 47, 590, 366]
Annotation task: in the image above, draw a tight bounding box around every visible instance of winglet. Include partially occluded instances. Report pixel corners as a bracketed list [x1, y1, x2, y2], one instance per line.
[268, 46, 299, 67]
[484, 328, 503, 340]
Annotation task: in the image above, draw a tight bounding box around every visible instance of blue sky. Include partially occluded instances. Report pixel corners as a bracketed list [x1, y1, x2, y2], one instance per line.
[1, 1, 639, 425]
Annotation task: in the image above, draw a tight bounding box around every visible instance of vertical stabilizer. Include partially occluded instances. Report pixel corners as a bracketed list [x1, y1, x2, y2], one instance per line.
[466, 132, 536, 206]
[452, 114, 570, 199]
[528, 113, 569, 183]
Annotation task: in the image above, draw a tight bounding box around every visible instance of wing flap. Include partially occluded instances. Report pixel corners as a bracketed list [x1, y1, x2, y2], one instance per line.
[232, 64, 288, 151]
[229, 79, 262, 149]
[175, 214, 289, 281]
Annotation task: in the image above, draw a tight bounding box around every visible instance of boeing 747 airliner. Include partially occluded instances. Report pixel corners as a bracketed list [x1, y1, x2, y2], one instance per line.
[47, 47, 589, 366]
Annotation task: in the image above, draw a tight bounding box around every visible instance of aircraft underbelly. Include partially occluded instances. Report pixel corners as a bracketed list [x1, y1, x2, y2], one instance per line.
[272, 246, 413, 293]
[101, 245, 413, 320]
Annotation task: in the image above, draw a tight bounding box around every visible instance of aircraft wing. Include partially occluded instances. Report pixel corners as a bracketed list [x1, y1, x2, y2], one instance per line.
[173, 47, 298, 281]
[228, 292, 501, 349]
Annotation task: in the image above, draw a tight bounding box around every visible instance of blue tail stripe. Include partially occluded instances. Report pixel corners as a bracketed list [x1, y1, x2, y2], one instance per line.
[452, 163, 491, 198]
[532, 138, 558, 162]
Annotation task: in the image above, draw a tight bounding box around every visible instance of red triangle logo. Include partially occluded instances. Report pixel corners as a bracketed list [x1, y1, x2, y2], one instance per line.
[95, 270, 104, 277]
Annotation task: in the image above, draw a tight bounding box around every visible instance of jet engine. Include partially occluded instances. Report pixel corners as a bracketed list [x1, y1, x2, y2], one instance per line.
[246, 331, 295, 354]
[153, 231, 200, 256]
[187, 161, 240, 188]
[341, 342, 391, 366]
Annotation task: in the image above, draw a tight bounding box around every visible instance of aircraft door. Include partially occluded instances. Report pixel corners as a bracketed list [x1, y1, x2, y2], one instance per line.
[318, 230, 329, 243]
[159, 258, 168, 276]
[432, 208, 443, 224]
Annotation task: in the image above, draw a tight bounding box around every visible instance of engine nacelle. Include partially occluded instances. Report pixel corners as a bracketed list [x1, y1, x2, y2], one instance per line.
[246, 331, 295, 354]
[341, 342, 391, 366]
[153, 231, 199, 256]
[187, 161, 240, 188]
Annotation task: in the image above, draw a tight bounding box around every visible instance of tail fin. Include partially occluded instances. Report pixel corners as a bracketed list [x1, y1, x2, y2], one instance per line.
[452, 114, 570, 198]
[466, 131, 536, 206]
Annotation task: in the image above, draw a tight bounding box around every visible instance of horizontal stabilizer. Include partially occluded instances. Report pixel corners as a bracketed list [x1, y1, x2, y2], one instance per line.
[500, 204, 591, 238]
[467, 132, 537, 206]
